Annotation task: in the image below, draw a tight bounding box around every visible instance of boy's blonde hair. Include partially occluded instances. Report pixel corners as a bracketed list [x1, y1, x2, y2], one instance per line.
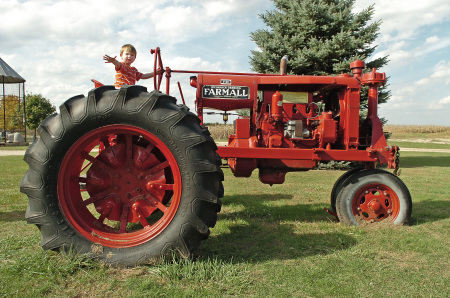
[120, 44, 137, 57]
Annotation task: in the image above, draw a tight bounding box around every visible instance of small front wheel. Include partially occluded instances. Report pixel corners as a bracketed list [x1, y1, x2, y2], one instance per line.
[336, 169, 412, 225]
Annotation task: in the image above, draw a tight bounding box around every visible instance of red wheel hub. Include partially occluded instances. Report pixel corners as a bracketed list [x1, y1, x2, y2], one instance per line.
[57, 125, 181, 248]
[368, 200, 382, 211]
[352, 183, 400, 222]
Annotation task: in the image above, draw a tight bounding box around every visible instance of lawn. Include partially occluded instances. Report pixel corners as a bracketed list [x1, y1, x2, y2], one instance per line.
[0, 139, 449, 296]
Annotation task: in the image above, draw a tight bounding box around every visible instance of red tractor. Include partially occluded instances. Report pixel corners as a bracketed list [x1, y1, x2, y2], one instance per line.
[21, 48, 411, 266]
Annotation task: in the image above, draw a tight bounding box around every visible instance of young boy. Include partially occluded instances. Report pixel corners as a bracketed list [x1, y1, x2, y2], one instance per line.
[103, 44, 159, 88]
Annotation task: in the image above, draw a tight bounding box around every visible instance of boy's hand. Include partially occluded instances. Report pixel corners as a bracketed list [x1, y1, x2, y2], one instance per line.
[141, 69, 165, 79]
[103, 55, 117, 63]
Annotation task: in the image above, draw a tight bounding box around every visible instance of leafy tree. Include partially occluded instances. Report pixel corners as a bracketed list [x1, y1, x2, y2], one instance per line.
[10, 99, 25, 129]
[25, 93, 56, 138]
[237, 109, 250, 117]
[249, 0, 389, 108]
[1, 95, 24, 131]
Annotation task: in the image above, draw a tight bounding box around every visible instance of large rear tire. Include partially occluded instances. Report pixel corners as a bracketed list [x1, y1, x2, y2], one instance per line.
[20, 85, 223, 266]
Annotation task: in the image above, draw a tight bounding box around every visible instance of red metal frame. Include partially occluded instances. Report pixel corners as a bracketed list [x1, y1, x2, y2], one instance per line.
[149, 49, 396, 184]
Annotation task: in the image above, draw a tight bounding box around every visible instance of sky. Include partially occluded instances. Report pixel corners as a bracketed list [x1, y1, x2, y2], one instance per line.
[1, 0, 449, 125]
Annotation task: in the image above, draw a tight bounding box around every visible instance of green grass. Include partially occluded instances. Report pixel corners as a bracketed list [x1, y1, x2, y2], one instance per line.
[1, 147, 449, 296]
[389, 140, 450, 150]
[0, 145, 29, 151]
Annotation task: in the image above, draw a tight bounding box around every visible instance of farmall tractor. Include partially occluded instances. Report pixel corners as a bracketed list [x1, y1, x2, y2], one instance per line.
[20, 48, 412, 266]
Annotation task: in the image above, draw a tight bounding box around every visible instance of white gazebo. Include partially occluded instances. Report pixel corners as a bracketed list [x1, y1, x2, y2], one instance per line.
[0, 57, 26, 143]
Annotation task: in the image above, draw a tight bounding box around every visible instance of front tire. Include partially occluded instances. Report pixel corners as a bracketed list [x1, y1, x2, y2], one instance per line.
[336, 169, 411, 226]
[20, 85, 223, 266]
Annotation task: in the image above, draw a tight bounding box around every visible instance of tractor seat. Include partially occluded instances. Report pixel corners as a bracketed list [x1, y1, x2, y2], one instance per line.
[91, 79, 105, 88]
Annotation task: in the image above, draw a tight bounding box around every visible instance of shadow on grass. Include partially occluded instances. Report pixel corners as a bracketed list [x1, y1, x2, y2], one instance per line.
[0, 210, 25, 222]
[400, 154, 450, 168]
[204, 223, 356, 263]
[408, 200, 450, 225]
[201, 193, 356, 262]
[221, 194, 334, 223]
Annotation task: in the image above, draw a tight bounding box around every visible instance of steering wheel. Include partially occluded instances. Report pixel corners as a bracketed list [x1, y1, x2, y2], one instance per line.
[150, 47, 164, 90]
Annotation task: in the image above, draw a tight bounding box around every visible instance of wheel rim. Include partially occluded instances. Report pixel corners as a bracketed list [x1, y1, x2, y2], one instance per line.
[351, 183, 400, 222]
[57, 125, 181, 248]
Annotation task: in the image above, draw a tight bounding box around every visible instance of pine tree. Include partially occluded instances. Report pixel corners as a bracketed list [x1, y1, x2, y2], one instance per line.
[250, 0, 389, 107]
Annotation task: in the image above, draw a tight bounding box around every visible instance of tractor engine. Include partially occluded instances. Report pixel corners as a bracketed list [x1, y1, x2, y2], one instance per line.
[192, 60, 393, 185]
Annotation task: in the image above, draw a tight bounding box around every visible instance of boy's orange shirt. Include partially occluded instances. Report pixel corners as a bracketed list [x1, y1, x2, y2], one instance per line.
[115, 63, 143, 88]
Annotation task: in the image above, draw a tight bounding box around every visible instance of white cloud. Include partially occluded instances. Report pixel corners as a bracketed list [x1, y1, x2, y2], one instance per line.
[439, 96, 450, 104]
[432, 60, 450, 84]
[169, 56, 222, 71]
[355, 0, 450, 41]
[416, 60, 450, 86]
[382, 85, 417, 110]
[148, 0, 269, 43]
[354, 0, 450, 70]
[1, 1, 134, 46]
[426, 36, 440, 44]
[426, 96, 450, 110]
[387, 50, 414, 67]
[381, 59, 450, 120]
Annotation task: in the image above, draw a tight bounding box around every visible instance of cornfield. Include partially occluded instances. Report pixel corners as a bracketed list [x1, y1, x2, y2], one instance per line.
[384, 125, 450, 134]
[207, 124, 450, 141]
[206, 124, 234, 140]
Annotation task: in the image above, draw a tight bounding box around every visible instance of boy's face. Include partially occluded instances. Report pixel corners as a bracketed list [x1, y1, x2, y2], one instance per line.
[121, 50, 136, 65]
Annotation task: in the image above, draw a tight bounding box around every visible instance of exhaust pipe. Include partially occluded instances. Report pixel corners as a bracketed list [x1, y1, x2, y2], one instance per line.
[280, 55, 288, 75]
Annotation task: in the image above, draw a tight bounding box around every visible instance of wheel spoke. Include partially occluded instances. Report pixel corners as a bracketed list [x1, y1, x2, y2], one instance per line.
[78, 176, 103, 186]
[81, 160, 93, 173]
[147, 182, 174, 191]
[119, 206, 129, 233]
[125, 134, 133, 160]
[148, 161, 170, 175]
[78, 176, 88, 184]
[82, 190, 109, 206]
[81, 151, 107, 167]
[80, 147, 100, 172]
[154, 200, 168, 213]
[144, 142, 155, 155]
[132, 204, 150, 228]
[101, 136, 111, 149]
[96, 201, 114, 224]
[97, 213, 107, 224]
[137, 142, 156, 165]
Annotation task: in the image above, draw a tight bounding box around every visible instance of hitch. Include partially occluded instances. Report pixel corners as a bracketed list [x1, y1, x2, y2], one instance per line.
[324, 207, 339, 219]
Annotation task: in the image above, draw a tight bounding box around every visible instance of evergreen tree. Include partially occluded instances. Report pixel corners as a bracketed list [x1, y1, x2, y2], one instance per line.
[250, 0, 389, 107]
